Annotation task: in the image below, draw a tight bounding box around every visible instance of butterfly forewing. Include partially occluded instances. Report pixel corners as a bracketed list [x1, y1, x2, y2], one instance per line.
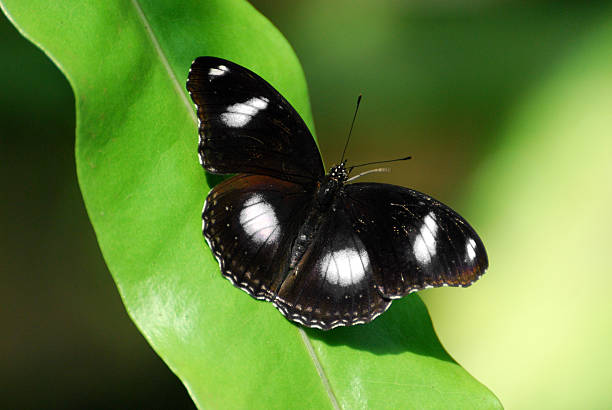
[187, 57, 324, 185]
[203, 174, 313, 300]
[342, 183, 488, 298]
[275, 204, 391, 330]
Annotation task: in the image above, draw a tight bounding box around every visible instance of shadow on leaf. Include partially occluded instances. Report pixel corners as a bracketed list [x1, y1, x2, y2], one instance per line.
[304, 294, 454, 362]
[205, 172, 229, 189]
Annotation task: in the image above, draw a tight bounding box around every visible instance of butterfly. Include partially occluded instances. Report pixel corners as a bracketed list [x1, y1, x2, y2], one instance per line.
[186, 57, 488, 330]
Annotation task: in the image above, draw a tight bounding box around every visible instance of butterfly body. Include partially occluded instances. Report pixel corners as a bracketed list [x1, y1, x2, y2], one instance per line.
[188, 57, 488, 330]
[288, 162, 348, 272]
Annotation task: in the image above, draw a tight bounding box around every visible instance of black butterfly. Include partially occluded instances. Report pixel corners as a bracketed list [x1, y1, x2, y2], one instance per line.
[186, 57, 488, 330]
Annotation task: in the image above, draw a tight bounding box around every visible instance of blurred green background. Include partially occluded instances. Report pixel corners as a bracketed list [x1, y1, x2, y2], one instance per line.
[2, 1, 611, 408]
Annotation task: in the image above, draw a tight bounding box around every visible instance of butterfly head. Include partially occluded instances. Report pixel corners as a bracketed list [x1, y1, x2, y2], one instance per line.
[328, 161, 349, 183]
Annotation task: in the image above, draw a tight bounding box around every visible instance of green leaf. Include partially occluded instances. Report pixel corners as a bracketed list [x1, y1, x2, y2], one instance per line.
[1, 1, 501, 408]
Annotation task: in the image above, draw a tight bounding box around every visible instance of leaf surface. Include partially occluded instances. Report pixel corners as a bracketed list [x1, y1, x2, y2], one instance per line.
[1, 1, 501, 408]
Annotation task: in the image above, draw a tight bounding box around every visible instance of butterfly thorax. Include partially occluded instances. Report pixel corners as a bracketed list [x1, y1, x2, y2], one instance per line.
[288, 163, 348, 273]
[314, 163, 348, 209]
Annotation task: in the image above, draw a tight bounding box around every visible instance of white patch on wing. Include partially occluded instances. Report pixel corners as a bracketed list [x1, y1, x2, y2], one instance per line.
[413, 211, 438, 265]
[208, 65, 228, 77]
[466, 238, 477, 262]
[320, 248, 369, 287]
[239, 194, 279, 245]
[220, 96, 269, 128]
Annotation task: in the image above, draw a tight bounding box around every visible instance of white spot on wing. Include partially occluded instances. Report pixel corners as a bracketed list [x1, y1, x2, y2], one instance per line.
[466, 238, 477, 262]
[220, 97, 269, 128]
[413, 211, 438, 265]
[239, 194, 279, 245]
[208, 65, 228, 77]
[320, 248, 369, 287]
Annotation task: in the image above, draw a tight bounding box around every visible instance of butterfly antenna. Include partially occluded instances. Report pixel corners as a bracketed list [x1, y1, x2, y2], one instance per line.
[348, 156, 412, 173]
[341, 94, 362, 163]
[346, 167, 391, 182]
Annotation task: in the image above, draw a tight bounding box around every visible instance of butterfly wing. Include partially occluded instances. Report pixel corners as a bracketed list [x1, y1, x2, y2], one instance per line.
[187, 57, 324, 185]
[342, 183, 488, 298]
[203, 174, 313, 300]
[274, 204, 392, 330]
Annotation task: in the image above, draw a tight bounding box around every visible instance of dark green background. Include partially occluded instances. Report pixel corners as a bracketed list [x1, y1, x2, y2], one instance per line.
[2, 1, 611, 408]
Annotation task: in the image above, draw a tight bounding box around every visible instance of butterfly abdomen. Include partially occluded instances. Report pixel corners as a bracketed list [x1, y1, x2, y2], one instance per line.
[288, 174, 344, 272]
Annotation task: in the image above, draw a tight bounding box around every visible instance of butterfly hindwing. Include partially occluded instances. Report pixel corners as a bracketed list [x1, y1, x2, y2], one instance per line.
[342, 183, 488, 298]
[187, 57, 324, 184]
[275, 203, 391, 330]
[203, 174, 313, 300]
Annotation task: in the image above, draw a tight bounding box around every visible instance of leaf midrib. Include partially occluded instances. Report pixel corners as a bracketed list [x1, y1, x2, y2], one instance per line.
[129, 1, 339, 407]
[131, 0, 196, 125]
[299, 328, 340, 409]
